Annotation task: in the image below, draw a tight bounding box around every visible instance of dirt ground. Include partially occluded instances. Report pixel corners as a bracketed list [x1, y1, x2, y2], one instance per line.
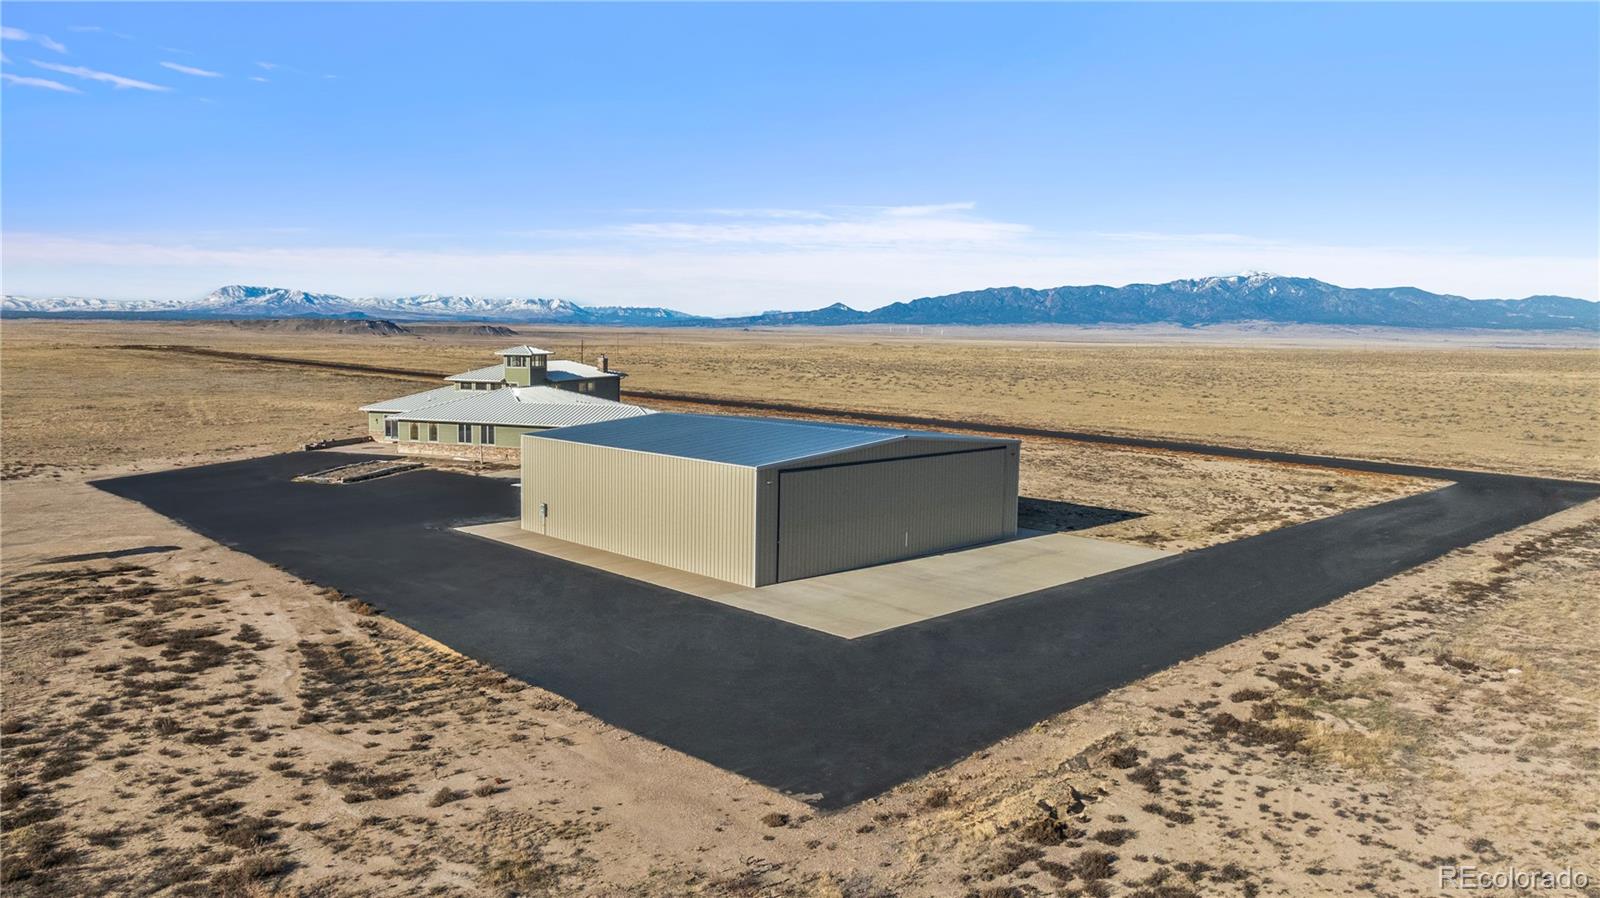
[4, 452, 1597, 897]
[3, 319, 1598, 896]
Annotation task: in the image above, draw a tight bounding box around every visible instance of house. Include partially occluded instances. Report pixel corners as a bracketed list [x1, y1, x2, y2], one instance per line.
[445, 345, 623, 400]
[361, 347, 648, 462]
[519, 412, 1020, 585]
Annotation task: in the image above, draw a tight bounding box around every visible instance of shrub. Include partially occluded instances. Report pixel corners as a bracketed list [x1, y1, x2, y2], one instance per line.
[1072, 850, 1118, 881]
[427, 787, 464, 808]
[0, 823, 74, 884]
[1102, 745, 1141, 769]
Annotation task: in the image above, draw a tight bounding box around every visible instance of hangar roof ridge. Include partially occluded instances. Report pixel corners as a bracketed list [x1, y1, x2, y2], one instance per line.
[526, 411, 1006, 468]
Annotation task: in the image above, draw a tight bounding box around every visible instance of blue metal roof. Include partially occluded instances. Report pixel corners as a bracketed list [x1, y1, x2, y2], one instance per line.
[527, 412, 1002, 468]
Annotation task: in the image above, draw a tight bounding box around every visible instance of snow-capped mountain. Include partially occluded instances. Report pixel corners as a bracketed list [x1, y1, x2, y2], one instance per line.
[791, 274, 1598, 330]
[5, 275, 1595, 330]
[194, 286, 360, 316]
[0, 295, 190, 314]
[1, 287, 704, 324]
[378, 295, 590, 320]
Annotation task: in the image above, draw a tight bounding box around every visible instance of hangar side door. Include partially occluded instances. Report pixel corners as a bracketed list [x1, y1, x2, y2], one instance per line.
[776, 448, 1008, 583]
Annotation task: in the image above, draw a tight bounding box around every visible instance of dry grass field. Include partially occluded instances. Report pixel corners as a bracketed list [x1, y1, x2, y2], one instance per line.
[5, 319, 1593, 479]
[3, 318, 1598, 897]
[613, 331, 1599, 481]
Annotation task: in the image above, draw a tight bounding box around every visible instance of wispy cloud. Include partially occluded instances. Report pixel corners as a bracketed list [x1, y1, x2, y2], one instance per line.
[1, 72, 82, 94]
[255, 61, 278, 70]
[702, 208, 832, 221]
[1092, 231, 1270, 245]
[250, 76, 269, 83]
[32, 60, 171, 92]
[66, 25, 132, 39]
[541, 203, 1029, 250]
[881, 201, 978, 218]
[160, 61, 223, 78]
[2, 26, 68, 54]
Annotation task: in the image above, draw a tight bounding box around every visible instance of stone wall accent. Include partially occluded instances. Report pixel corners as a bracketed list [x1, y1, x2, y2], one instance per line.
[397, 442, 520, 465]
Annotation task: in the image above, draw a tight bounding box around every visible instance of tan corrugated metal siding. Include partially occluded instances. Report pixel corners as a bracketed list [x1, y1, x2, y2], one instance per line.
[521, 436, 758, 585]
[769, 446, 1016, 584]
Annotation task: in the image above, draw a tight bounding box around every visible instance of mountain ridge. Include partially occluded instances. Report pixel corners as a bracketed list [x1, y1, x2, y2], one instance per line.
[4, 274, 1595, 330]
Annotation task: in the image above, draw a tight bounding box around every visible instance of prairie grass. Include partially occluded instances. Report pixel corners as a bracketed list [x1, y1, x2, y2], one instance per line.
[4, 319, 1596, 479]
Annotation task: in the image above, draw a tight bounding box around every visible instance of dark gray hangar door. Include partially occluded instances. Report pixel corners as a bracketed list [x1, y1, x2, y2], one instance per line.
[775, 447, 1010, 582]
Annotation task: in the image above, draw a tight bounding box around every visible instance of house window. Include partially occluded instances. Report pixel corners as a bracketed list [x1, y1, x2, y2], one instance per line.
[458, 423, 472, 442]
[531, 356, 546, 369]
[384, 419, 397, 439]
[481, 424, 495, 444]
[408, 423, 418, 440]
[428, 424, 438, 442]
[507, 355, 527, 367]
[579, 381, 595, 393]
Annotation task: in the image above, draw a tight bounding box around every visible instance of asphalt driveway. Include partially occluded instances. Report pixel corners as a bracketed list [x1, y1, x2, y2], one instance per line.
[95, 451, 1599, 809]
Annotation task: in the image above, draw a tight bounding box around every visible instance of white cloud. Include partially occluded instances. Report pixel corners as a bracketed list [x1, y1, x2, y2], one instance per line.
[255, 61, 277, 70]
[881, 201, 978, 217]
[4, 226, 1594, 315]
[67, 25, 132, 39]
[613, 217, 1028, 248]
[250, 76, 269, 83]
[703, 208, 833, 220]
[1, 72, 82, 94]
[32, 60, 170, 91]
[544, 204, 1030, 249]
[160, 61, 223, 78]
[2, 27, 68, 53]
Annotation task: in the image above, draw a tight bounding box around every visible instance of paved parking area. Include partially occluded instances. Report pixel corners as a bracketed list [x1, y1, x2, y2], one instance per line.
[95, 450, 1599, 809]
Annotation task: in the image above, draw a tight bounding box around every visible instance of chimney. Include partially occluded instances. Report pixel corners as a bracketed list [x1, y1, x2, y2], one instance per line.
[598, 355, 609, 373]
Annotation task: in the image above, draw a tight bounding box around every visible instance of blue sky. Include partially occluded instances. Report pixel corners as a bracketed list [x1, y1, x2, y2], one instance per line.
[2, 2, 1596, 312]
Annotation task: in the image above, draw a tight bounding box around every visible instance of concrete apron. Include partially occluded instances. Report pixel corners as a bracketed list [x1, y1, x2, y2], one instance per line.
[458, 521, 1172, 639]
